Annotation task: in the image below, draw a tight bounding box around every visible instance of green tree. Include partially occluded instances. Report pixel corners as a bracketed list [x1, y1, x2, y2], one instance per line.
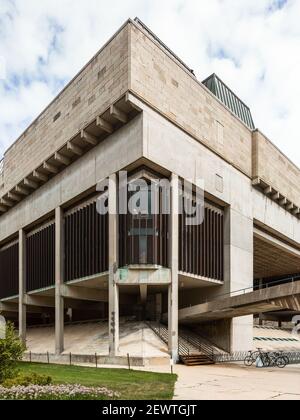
[0, 321, 25, 383]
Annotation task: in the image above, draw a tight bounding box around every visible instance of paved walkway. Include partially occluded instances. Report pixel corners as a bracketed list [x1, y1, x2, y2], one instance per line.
[81, 360, 300, 400]
[173, 363, 300, 400]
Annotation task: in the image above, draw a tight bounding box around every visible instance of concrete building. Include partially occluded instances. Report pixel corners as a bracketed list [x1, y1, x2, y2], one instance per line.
[0, 18, 300, 363]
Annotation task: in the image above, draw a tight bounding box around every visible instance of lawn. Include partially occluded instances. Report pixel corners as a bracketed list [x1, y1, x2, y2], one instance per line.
[16, 362, 177, 400]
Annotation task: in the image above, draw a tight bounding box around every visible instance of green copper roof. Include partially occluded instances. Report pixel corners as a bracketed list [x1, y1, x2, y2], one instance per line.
[202, 73, 255, 130]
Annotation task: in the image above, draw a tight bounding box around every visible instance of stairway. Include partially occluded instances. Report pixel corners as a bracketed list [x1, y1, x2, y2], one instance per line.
[147, 321, 216, 366]
[180, 354, 215, 366]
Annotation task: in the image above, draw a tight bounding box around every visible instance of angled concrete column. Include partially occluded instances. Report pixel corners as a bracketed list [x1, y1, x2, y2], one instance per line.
[168, 173, 179, 362]
[18, 229, 26, 344]
[224, 207, 254, 352]
[55, 207, 64, 355]
[108, 173, 119, 356]
[155, 293, 162, 322]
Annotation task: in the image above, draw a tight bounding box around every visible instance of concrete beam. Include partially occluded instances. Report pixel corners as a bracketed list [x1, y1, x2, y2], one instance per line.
[8, 192, 21, 202]
[54, 152, 71, 166]
[292, 207, 300, 216]
[252, 177, 261, 186]
[254, 227, 300, 259]
[178, 280, 300, 323]
[0, 302, 18, 313]
[286, 203, 294, 211]
[1, 197, 13, 207]
[96, 117, 113, 134]
[24, 178, 38, 189]
[272, 192, 280, 201]
[125, 92, 143, 112]
[61, 285, 108, 302]
[279, 197, 287, 206]
[24, 295, 55, 308]
[264, 186, 272, 195]
[15, 185, 30, 196]
[67, 141, 83, 156]
[43, 162, 58, 174]
[139, 285, 147, 304]
[110, 105, 128, 124]
[81, 130, 98, 146]
[33, 170, 48, 183]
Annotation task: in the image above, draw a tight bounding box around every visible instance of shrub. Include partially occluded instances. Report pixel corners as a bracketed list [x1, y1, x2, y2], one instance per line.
[2, 372, 52, 388]
[0, 384, 119, 400]
[0, 322, 25, 383]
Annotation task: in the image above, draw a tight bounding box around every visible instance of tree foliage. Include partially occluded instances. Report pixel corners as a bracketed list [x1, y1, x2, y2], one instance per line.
[0, 322, 25, 383]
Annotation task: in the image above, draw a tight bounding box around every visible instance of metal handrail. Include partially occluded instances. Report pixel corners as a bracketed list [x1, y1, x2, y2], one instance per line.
[200, 276, 300, 305]
[146, 320, 212, 358]
[179, 331, 214, 358]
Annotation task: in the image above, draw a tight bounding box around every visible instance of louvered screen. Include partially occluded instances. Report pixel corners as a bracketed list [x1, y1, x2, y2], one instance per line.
[0, 243, 19, 299]
[179, 199, 224, 281]
[26, 223, 55, 292]
[64, 201, 108, 282]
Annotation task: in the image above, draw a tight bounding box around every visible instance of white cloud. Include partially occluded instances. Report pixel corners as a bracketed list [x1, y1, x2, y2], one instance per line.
[0, 0, 299, 167]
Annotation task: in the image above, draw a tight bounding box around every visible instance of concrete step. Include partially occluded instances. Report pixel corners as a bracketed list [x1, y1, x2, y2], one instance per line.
[180, 354, 215, 366]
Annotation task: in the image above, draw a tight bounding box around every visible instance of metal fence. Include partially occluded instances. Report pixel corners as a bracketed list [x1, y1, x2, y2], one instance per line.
[214, 351, 300, 365]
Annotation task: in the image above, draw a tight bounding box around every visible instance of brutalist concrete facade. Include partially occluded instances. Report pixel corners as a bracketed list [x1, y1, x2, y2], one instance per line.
[1, 19, 300, 361]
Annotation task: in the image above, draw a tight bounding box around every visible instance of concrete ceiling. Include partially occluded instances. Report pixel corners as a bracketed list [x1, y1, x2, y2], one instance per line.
[254, 235, 300, 279]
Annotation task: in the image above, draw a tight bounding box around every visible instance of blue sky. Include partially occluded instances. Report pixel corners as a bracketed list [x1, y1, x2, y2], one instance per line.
[0, 0, 300, 166]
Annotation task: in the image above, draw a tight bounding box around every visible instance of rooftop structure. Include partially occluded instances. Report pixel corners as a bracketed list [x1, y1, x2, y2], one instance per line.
[202, 73, 255, 130]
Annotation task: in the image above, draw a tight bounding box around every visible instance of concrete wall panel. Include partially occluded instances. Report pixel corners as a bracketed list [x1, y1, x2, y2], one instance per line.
[0, 116, 143, 243]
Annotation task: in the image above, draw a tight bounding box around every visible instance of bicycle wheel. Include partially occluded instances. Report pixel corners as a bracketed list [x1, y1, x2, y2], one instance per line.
[262, 355, 271, 367]
[283, 356, 289, 365]
[244, 355, 254, 366]
[276, 356, 287, 369]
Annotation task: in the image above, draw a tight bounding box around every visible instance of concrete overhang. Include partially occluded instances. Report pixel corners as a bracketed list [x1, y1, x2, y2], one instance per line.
[0, 92, 142, 217]
[117, 266, 171, 286]
[178, 280, 300, 323]
[254, 227, 300, 279]
[178, 272, 223, 289]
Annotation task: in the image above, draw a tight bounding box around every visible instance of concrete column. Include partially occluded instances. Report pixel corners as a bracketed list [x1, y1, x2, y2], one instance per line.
[168, 173, 179, 362]
[108, 173, 119, 356]
[55, 207, 64, 355]
[259, 279, 264, 326]
[155, 293, 162, 322]
[224, 207, 254, 352]
[18, 229, 26, 345]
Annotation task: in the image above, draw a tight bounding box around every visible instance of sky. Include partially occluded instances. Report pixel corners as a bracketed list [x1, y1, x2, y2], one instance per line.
[0, 0, 299, 166]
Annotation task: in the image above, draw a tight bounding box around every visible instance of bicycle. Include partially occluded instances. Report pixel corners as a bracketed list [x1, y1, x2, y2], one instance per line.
[275, 351, 289, 366]
[244, 349, 288, 368]
[268, 351, 289, 368]
[244, 349, 261, 366]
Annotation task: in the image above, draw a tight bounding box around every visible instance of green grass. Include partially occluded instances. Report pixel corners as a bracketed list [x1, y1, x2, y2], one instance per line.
[16, 362, 177, 400]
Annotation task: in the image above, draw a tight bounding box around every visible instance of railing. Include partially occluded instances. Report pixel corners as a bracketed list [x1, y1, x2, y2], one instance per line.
[179, 328, 215, 359]
[147, 321, 300, 365]
[146, 321, 191, 357]
[214, 351, 300, 365]
[0, 158, 3, 177]
[146, 321, 214, 359]
[199, 275, 300, 305]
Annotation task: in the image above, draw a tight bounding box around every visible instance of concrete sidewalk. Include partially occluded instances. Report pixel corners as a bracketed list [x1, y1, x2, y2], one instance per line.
[173, 363, 300, 400]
